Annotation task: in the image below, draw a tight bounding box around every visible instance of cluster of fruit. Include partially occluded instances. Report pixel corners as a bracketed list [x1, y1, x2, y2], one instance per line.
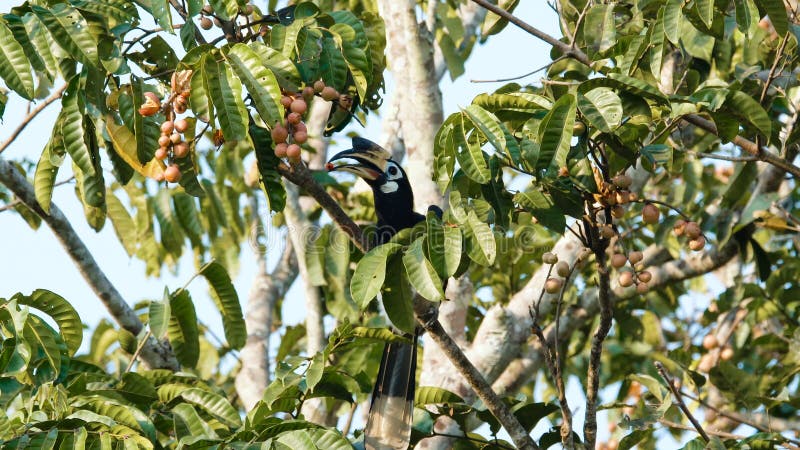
[596, 173, 639, 219]
[541, 252, 569, 294]
[155, 118, 191, 182]
[271, 80, 342, 162]
[673, 219, 705, 251]
[698, 333, 735, 373]
[198, 4, 255, 30]
[610, 250, 652, 293]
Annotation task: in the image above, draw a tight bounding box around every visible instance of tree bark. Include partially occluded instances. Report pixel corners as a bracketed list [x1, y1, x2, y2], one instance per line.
[0, 156, 178, 370]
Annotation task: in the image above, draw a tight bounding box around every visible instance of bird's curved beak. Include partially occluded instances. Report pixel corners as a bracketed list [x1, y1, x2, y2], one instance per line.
[326, 138, 391, 182]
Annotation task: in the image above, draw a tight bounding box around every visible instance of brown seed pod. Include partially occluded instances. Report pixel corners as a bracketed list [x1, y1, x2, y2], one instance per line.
[290, 98, 307, 114]
[600, 225, 615, 239]
[611, 205, 625, 218]
[611, 253, 627, 268]
[286, 143, 302, 159]
[174, 118, 189, 133]
[155, 147, 168, 160]
[160, 121, 174, 135]
[612, 174, 632, 189]
[314, 80, 326, 92]
[556, 261, 570, 278]
[164, 165, 181, 183]
[280, 95, 293, 108]
[174, 102, 187, 114]
[170, 133, 182, 145]
[173, 142, 189, 158]
[702, 334, 718, 350]
[720, 347, 734, 361]
[618, 271, 635, 287]
[628, 251, 643, 264]
[287, 112, 302, 125]
[637, 270, 652, 283]
[271, 124, 289, 143]
[200, 17, 213, 29]
[293, 130, 308, 144]
[673, 219, 686, 236]
[642, 203, 660, 224]
[158, 135, 171, 147]
[636, 282, 649, 294]
[302, 86, 315, 102]
[274, 143, 288, 158]
[293, 121, 307, 134]
[688, 236, 706, 251]
[544, 277, 563, 294]
[542, 252, 558, 264]
[684, 221, 701, 240]
[321, 86, 339, 101]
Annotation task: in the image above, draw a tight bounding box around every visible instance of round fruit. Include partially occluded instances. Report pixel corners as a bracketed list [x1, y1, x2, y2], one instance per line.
[271, 124, 288, 143]
[720, 347, 734, 361]
[164, 165, 181, 183]
[170, 133, 182, 144]
[572, 121, 586, 135]
[637, 270, 652, 283]
[286, 144, 302, 159]
[556, 261, 570, 278]
[684, 221, 701, 239]
[321, 86, 339, 101]
[636, 282, 649, 294]
[293, 131, 308, 144]
[290, 98, 307, 114]
[702, 334, 718, 350]
[160, 120, 174, 134]
[158, 135, 171, 147]
[613, 174, 632, 189]
[697, 354, 714, 373]
[287, 112, 302, 125]
[314, 80, 326, 92]
[673, 219, 686, 236]
[611, 253, 627, 268]
[173, 142, 189, 158]
[688, 236, 706, 251]
[618, 271, 635, 287]
[155, 148, 168, 160]
[615, 191, 630, 204]
[174, 102, 187, 114]
[200, 17, 213, 29]
[174, 118, 189, 133]
[642, 203, 660, 224]
[544, 277, 563, 294]
[611, 205, 625, 218]
[542, 252, 558, 264]
[280, 95, 293, 108]
[302, 86, 315, 102]
[274, 143, 288, 158]
[628, 251, 643, 264]
[600, 225, 615, 239]
[243, 4, 254, 14]
[293, 121, 307, 133]
[202, 4, 213, 14]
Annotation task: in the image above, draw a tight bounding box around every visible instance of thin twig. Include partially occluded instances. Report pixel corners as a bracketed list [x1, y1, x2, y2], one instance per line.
[654, 361, 710, 443]
[759, 32, 790, 104]
[692, 151, 760, 162]
[470, 56, 564, 83]
[657, 419, 743, 441]
[0, 84, 68, 155]
[125, 330, 152, 373]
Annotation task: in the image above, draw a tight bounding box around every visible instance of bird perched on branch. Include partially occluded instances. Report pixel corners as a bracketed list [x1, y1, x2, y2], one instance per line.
[327, 137, 441, 450]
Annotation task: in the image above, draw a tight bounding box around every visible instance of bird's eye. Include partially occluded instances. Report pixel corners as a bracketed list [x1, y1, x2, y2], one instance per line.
[387, 166, 398, 176]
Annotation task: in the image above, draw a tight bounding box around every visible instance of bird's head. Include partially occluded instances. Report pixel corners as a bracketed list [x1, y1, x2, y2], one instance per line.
[326, 137, 411, 198]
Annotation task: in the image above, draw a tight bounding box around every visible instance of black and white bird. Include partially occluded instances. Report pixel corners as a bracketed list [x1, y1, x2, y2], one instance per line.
[327, 137, 439, 450]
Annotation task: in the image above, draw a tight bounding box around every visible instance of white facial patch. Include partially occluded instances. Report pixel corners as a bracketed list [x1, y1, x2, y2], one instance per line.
[380, 181, 399, 193]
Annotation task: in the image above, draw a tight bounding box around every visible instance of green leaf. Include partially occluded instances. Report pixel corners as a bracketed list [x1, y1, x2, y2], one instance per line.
[514, 189, 566, 233]
[577, 88, 622, 133]
[13, 289, 82, 356]
[663, 0, 683, 45]
[694, 0, 714, 28]
[131, 76, 153, 165]
[425, 212, 447, 279]
[105, 115, 166, 180]
[168, 289, 200, 368]
[619, 429, 652, 450]
[23, 316, 61, 381]
[250, 121, 286, 212]
[306, 352, 325, 392]
[172, 403, 219, 439]
[224, 43, 284, 126]
[538, 94, 576, 170]
[149, 290, 171, 339]
[34, 142, 64, 214]
[181, 387, 242, 428]
[415, 386, 464, 405]
[208, 0, 239, 21]
[188, 53, 214, 123]
[403, 237, 445, 302]
[32, 4, 99, 68]
[21, 13, 59, 80]
[319, 37, 348, 92]
[649, 6, 665, 78]
[754, 0, 788, 35]
[105, 190, 138, 257]
[149, 0, 174, 31]
[61, 76, 95, 176]
[455, 115, 490, 183]
[724, 90, 771, 139]
[735, 0, 760, 36]
[640, 144, 673, 172]
[0, 19, 34, 99]
[172, 193, 204, 247]
[481, 0, 520, 37]
[463, 211, 496, 266]
[584, 5, 616, 54]
[204, 56, 248, 142]
[153, 188, 184, 256]
[198, 261, 245, 349]
[462, 105, 506, 154]
[382, 254, 416, 334]
[350, 243, 402, 309]
[249, 41, 302, 91]
[578, 74, 669, 104]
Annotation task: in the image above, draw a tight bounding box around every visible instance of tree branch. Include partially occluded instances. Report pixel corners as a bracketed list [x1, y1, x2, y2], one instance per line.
[0, 84, 67, 155]
[0, 156, 178, 370]
[278, 161, 538, 450]
[655, 362, 710, 443]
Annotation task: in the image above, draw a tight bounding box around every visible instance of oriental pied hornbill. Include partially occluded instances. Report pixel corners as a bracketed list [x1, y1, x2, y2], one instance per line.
[327, 137, 441, 450]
